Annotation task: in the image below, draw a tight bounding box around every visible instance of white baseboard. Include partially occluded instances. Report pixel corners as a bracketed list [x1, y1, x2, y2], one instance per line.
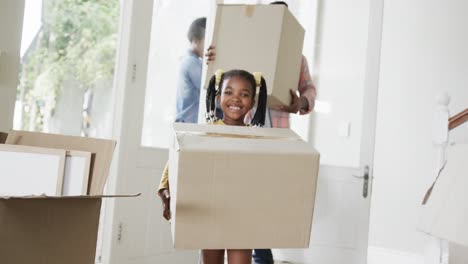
[367, 246, 425, 264]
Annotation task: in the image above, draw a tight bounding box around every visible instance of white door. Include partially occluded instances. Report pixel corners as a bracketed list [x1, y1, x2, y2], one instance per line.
[274, 0, 383, 264]
[102, 0, 384, 263]
[272, 0, 384, 263]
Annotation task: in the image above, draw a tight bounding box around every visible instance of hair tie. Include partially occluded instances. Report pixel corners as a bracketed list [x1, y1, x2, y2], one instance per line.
[253, 72, 262, 87]
[215, 69, 224, 89]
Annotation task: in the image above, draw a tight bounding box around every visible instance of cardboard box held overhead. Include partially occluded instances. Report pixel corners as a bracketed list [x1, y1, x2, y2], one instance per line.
[204, 4, 305, 107]
[169, 123, 320, 249]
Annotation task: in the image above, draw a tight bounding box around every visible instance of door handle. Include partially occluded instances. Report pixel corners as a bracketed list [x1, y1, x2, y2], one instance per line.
[352, 165, 370, 198]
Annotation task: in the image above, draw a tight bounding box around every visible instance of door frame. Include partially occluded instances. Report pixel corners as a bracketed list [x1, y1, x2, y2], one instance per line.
[99, 0, 161, 263]
[359, 0, 385, 259]
[0, 0, 25, 131]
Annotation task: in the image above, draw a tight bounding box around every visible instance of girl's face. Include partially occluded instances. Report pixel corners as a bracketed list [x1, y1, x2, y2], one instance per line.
[218, 76, 255, 126]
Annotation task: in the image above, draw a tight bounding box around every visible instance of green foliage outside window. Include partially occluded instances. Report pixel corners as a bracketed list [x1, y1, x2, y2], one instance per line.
[18, 0, 119, 131]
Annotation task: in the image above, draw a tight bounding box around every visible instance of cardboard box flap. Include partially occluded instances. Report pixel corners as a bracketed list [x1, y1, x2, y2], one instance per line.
[418, 143, 468, 246]
[173, 123, 317, 155]
[173, 122, 300, 139]
[176, 135, 317, 154]
[0, 193, 141, 200]
[6, 130, 116, 195]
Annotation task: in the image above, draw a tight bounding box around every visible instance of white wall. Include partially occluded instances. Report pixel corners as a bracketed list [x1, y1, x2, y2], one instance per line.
[309, 0, 370, 168]
[369, 0, 468, 259]
[0, 0, 24, 131]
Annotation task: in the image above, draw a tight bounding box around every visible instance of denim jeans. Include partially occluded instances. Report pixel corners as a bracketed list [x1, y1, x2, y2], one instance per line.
[253, 249, 274, 264]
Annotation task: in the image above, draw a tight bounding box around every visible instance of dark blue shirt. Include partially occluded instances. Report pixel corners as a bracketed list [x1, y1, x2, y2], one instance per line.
[175, 50, 202, 123]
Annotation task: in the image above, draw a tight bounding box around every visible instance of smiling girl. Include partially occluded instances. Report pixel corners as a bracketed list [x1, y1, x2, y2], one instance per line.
[158, 69, 268, 264]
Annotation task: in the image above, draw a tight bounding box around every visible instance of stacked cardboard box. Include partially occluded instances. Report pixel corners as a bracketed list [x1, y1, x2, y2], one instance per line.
[0, 130, 136, 264]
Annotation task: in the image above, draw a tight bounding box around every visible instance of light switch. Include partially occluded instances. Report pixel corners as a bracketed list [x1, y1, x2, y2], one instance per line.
[338, 121, 351, 138]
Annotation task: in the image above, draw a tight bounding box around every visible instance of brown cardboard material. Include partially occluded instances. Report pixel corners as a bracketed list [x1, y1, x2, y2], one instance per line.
[0, 132, 7, 143]
[0, 195, 139, 264]
[0, 197, 101, 264]
[6, 130, 116, 195]
[0, 130, 137, 263]
[169, 123, 320, 249]
[204, 4, 305, 107]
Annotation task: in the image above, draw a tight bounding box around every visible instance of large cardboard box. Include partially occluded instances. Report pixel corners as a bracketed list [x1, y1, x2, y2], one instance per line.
[419, 143, 468, 247]
[0, 196, 102, 264]
[169, 123, 320, 249]
[0, 131, 137, 264]
[0, 195, 137, 264]
[204, 4, 305, 107]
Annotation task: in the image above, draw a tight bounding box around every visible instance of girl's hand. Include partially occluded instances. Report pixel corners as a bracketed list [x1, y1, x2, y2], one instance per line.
[205, 45, 216, 64]
[159, 189, 171, 221]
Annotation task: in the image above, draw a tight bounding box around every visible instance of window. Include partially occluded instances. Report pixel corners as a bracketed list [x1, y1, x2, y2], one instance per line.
[15, 1, 121, 263]
[15, 0, 120, 139]
[141, 0, 212, 148]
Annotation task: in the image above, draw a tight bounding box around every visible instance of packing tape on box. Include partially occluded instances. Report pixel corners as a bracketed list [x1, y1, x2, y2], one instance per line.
[176, 131, 301, 141]
[245, 5, 255, 17]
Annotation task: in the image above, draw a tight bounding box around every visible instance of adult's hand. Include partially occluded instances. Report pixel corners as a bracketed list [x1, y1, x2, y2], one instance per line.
[205, 45, 216, 64]
[275, 89, 309, 114]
